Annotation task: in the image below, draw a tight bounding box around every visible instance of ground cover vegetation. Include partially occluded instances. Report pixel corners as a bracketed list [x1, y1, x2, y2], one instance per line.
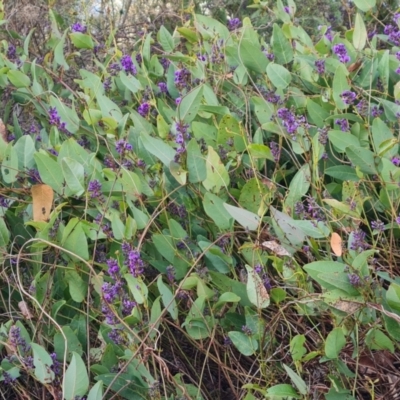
[1, 0, 400, 399]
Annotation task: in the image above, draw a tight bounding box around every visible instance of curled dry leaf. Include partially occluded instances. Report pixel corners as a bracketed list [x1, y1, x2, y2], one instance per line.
[261, 240, 291, 256]
[0, 118, 7, 142]
[31, 184, 54, 222]
[18, 301, 33, 319]
[330, 232, 342, 257]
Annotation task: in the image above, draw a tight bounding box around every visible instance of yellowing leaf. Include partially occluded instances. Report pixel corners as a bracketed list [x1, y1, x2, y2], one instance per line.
[31, 184, 54, 222]
[202, 146, 230, 193]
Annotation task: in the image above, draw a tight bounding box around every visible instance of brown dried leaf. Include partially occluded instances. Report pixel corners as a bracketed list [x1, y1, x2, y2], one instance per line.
[31, 184, 54, 222]
[330, 232, 342, 257]
[18, 301, 33, 319]
[261, 240, 291, 256]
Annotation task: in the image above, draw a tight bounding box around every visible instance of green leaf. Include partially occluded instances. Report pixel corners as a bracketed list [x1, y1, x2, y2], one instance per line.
[217, 114, 247, 152]
[54, 30, 69, 70]
[303, 261, 346, 291]
[325, 166, 360, 181]
[31, 343, 55, 384]
[169, 161, 187, 185]
[54, 326, 83, 362]
[285, 164, 311, 210]
[239, 178, 269, 214]
[158, 26, 174, 52]
[140, 132, 175, 166]
[94, 373, 145, 399]
[247, 144, 274, 160]
[203, 146, 230, 193]
[290, 335, 307, 361]
[63, 352, 89, 399]
[1, 143, 18, 184]
[0, 218, 10, 247]
[87, 381, 103, 400]
[228, 331, 258, 356]
[266, 384, 301, 398]
[49, 97, 80, 134]
[117, 169, 142, 199]
[223, 203, 260, 231]
[372, 118, 398, 158]
[239, 39, 268, 74]
[353, 0, 375, 12]
[14, 135, 35, 169]
[332, 65, 350, 109]
[157, 276, 178, 320]
[7, 70, 31, 88]
[70, 33, 94, 49]
[203, 192, 232, 230]
[125, 274, 148, 305]
[272, 24, 294, 64]
[283, 364, 307, 395]
[387, 283, 400, 312]
[186, 139, 206, 183]
[353, 13, 367, 51]
[65, 270, 87, 303]
[110, 213, 125, 241]
[267, 63, 291, 88]
[34, 153, 64, 194]
[345, 145, 380, 175]
[177, 85, 203, 123]
[61, 158, 85, 196]
[325, 327, 346, 359]
[365, 328, 394, 352]
[328, 130, 360, 152]
[252, 97, 274, 125]
[119, 72, 143, 94]
[62, 219, 89, 260]
[307, 99, 330, 128]
[290, 220, 330, 238]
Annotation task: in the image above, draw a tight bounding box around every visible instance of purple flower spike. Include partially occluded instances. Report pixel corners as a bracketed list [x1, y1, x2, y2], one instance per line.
[314, 59, 325, 74]
[340, 90, 357, 105]
[138, 102, 150, 117]
[228, 18, 241, 31]
[71, 22, 87, 33]
[333, 43, 350, 63]
[120, 55, 137, 75]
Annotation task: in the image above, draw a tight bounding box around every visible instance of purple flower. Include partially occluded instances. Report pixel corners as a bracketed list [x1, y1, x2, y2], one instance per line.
[120, 55, 137, 75]
[166, 265, 175, 283]
[314, 59, 325, 74]
[340, 90, 357, 105]
[27, 168, 41, 184]
[254, 264, 262, 274]
[6, 44, 17, 61]
[270, 141, 280, 162]
[106, 258, 120, 279]
[168, 202, 187, 219]
[391, 156, 400, 166]
[370, 105, 382, 118]
[396, 215, 400, 224]
[396, 51, 400, 61]
[284, 6, 290, 13]
[109, 62, 121, 75]
[294, 201, 305, 215]
[333, 43, 350, 63]
[115, 139, 133, 155]
[102, 282, 120, 303]
[263, 50, 275, 61]
[348, 273, 361, 287]
[318, 127, 328, 145]
[241, 325, 253, 336]
[122, 298, 136, 316]
[88, 180, 102, 198]
[71, 22, 87, 33]
[350, 229, 368, 251]
[0, 196, 9, 208]
[277, 108, 303, 137]
[174, 68, 191, 90]
[126, 249, 144, 277]
[228, 18, 241, 31]
[108, 328, 126, 345]
[2, 371, 16, 385]
[335, 118, 349, 132]
[160, 57, 170, 70]
[396, 65, 400, 74]
[264, 90, 281, 104]
[324, 26, 333, 42]
[371, 220, 385, 232]
[158, 82, 168, 93]
[138, 102, 150, 117]
[50, 353, 62, 376]
[175, 97, 182, 105]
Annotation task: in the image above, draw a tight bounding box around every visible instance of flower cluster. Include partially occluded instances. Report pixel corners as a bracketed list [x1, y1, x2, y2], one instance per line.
[340, 90, 357, 105]
[48, 107, 69, 135]
[71, 22, 87, 33]
[318, 127, 328, 145]
[160, 57, 170, 71]
[371, 220, 385, 232]
[158, 82, 168, 94]
[0, 196, 9, 208]
[174, 68, 191, 91]
[269, 141, 280, 162]
[276, 108, 306, 139]
[115, 139, 133, 155]
[332, 43, 350, 63]
[348, 273, 361, 287]
[173, 121, 190, 162]
[122, 242, 145, 277]
[88, 180, 104, 201]
[314, 59, 325, 75]
[335, 118, 349, 132]
[168, 201, 187, 219]
[384, 14, 400, 46]
[228, 18, 241, 31]
[120, 54, 137, 75]
[350, 229, 368, 252]
[294, 197, 325, 221]
[6, 44, 18, 61]
[391, 156, 400, 166]
[211, 40, 225, 64]
[138, 102, 150, 117]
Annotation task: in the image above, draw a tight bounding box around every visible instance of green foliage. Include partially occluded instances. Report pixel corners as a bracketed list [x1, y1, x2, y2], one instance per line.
[1, 0, 400, 399]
